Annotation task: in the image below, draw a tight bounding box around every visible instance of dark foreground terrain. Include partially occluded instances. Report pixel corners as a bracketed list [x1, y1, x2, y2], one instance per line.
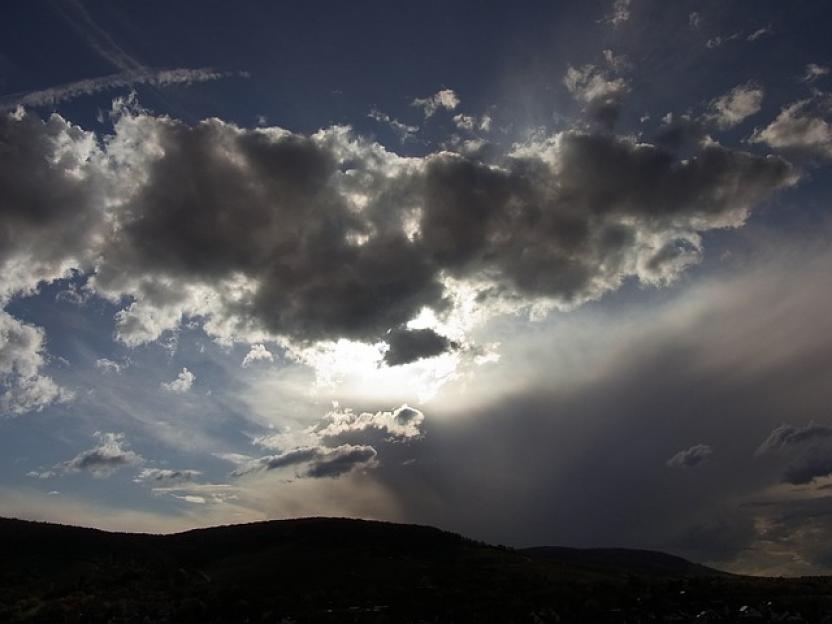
[2, 517, 832, 623]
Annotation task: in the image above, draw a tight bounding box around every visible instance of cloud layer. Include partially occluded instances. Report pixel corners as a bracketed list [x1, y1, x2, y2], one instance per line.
[0, 96, 798, 416]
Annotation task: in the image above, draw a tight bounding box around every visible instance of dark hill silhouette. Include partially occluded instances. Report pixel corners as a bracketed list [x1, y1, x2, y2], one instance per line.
[521, 545, 728, 578]
[2, 516, 832, 623]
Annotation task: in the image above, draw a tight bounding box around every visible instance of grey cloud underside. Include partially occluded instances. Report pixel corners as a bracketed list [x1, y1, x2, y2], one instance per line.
[383, 328, 458, 366]
[653, 115, 708, 152]
[61, 433, 143, 478]
[232, 444, 377, 479]
[667, 444, 713, 469]
[1, 105, 796, 362]
[240, 404, 423, 481]
[757, 423, 832, 484]
[135, 468, 201, 484]
[782, 455, 832, 485]
[68, 449, 133, 472]
[757, 422, 832, 454]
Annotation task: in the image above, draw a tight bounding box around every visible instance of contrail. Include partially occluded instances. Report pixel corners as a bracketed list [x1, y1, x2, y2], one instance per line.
[0, 68, 246, 111]
[53, 0, 146, 73]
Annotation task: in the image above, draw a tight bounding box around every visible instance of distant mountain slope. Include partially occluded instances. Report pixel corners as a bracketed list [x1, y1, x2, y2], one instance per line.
[521, 545, 728, 578]
[1, 516, 832, 623]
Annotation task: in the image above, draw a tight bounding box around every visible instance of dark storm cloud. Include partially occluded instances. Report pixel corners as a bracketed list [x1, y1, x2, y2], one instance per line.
[782, 455, 832, 486]
[666, 444, 713, 469]
[231, 444, 377, 479]
[419, 133, 794, 303]
[383, 328, 457, 366]
[757, 423, 832, 485]
[1, 102, 798, 367]
[756, 422, 832, 455]
[0, 110, 103, 299]
[92, 114, 445, 346]
[361, 240, 832, 572]
[652, 114, 707, 152]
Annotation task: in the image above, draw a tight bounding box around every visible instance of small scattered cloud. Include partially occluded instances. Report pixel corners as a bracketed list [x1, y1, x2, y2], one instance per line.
[602, 49, 631, 72]
[689, 12, 701, 30]
[56, 281, 92, 305]
[368, 109, 419, 142]
[241, 344, 274, 368]
[564, 63, 629, 127]
[601, 0, 631, 28]
[705, 27, 770, 50]
[707, 82, 764, 129]
[450, 112, 493, 133]
[750, 98, 832, 159]
[62, 432, 143, 478]
[564, 65, 628, 105]
[412, 89, 460, 118]
[26, 469, 58, 480]
[162, 367, 195, 393]
[95, 357, 126, 374]
[315, 403, 425, 442]
[452, 113, 476, 131]
[150, 481, 238, 505]
[706, 32, 741, 49]
[667, 444, 713, 469]
[747, 25, 773, 42]
[801, 63, 830, 84]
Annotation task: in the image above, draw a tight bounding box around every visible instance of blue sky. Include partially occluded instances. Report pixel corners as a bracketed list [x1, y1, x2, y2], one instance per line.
[2, 0, 832, 576]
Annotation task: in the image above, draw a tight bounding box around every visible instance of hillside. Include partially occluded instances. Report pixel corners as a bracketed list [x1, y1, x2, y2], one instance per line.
[2, 516, 832, 623]
[520, 545, 728, 578]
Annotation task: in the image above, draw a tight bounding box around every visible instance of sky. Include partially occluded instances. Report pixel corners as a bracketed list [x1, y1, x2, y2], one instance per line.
[1, 0, 832, 576]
